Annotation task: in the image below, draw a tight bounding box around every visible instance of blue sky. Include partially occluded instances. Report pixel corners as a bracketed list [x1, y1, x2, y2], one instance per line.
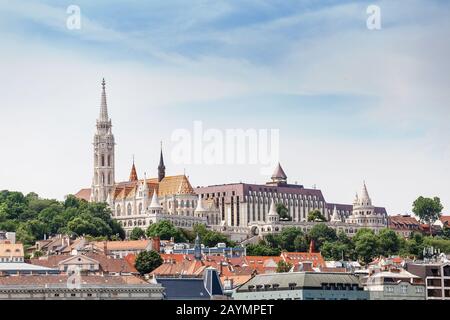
[0, 0, 449, 215]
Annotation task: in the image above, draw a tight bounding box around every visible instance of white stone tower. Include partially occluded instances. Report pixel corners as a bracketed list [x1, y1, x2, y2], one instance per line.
[91, 78, 115, 203]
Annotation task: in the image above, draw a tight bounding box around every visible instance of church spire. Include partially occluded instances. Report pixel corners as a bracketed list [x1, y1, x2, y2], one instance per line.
[92, 78, 115, 203]
[129, 156, 138, 181]
[158, 141, 166, 182]
[99, 78, 109, 122]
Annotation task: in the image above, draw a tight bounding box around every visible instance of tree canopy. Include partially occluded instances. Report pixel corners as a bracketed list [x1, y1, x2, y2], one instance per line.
[130, 227, 146, 240]
[413, 196, 443, 236]
[276, 203, 291, 221]
[146, 220, 186, 242]
[0, 191, 125, 244]
[307, 210, 327, 222]
[134, 250, 163, 275]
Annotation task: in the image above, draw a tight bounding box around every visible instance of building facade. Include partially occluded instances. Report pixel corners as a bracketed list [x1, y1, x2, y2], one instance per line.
[75, 80, 219, 237]
[76, 80, 387, 238]
[364, 269, 425, 300]
[196, 165, 387, 236]
[0, 275, 164, 300]
[233, 272, 369, 300]
[406, 261, 450, 300]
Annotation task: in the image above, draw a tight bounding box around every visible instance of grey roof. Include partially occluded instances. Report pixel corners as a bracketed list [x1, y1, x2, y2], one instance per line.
[237, 272, 363, 292]
[0, 263, 58, 272]
[271, 163, 287, 180]
[156, 278, 211, 300]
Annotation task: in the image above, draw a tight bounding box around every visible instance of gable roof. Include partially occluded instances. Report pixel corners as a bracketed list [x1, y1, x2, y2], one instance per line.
[30, 254, 137, 274]
[74, 188, 91, 202]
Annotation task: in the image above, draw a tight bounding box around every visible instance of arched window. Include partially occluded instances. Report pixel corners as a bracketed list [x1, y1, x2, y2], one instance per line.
[139, 203, 143, 213]
[101, 154, 105, 167]
[107, 155, 111, 167]
[108, 173, 111, 185]
[127, 203, 132, 216]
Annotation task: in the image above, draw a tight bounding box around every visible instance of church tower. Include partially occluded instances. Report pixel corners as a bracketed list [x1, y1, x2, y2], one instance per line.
[158, 142, 166, 182]
[91, 78, 115, 202]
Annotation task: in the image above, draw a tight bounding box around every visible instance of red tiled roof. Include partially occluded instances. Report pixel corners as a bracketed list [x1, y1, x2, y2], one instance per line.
[74, 188, 91, 202]
[280, 252, 325, 268]
[388, 215, 421, 230]
[440, 215, 450, 226]
[30, 254, 137, 274]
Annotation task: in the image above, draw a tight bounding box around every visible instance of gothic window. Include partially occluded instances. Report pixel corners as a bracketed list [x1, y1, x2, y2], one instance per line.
[107, 155, 111, 167]
[139, 203, 143, 213]
[101, 154, 105, 167]
[108, 173, 111, 185]
[127, 204, 132, 216]
[116, 205, 121, 216]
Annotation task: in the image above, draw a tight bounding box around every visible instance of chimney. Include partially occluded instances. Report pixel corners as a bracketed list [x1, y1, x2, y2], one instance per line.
[309, 239, 315, 253]
[152, 237, 161, 253]
[103, 241, 108, 256]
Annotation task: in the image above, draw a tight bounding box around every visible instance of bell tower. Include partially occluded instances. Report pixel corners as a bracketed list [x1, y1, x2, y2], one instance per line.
[91, 78, 115, 202]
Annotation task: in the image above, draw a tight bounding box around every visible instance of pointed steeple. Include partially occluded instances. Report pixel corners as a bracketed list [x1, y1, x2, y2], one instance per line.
[270, 162, 287, 185]
[129, 156, 138, 181]
[142, 172, 148, 191]
[267, 199, 279, 223]
[331, 205, 341, 222]
[195, 194, 207, 213]
[99, 78, 109, 122]
[194, 233, 202, 261]
[359, 181, 372, 206]
[149, 190, 161, 209]
[268, 199, 278, 216]
[158, 141, 166, 182]
[141, 172, 149, 213]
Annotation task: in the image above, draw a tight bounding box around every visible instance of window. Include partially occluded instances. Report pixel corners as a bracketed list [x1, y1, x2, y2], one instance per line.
[400, 285, 408, 294]
[416, 287, 424, 293]
[385, 286, 394, 293]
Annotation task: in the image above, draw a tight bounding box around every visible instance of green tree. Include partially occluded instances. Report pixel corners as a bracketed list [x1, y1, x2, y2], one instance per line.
[33, 250, 44, 258]
[130, 227, 146, 240]
[276, 203, 291, 221]
[307, 210, 327, 222]
[308, 224, 337, 250]
[354, 229, 379, 264]
[276, 260, 292, 273]
[378, 228, 401, 257]
[134, 250, 163, 275]
[413, 196, 443, 236]
[246, 243, 281, 256]
[146, 220, 186, 242]
[278, 227, 305, 251]
[321, 241, 348, 261]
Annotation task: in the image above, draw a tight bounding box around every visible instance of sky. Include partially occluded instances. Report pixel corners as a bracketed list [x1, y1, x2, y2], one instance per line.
[0, 0, 449, 215]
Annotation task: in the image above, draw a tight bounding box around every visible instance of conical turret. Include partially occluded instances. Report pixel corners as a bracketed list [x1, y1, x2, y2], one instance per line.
[149, 190, 160, 208]
[129, 157, 138, 181]
[331, 205, 341, 222]
[267, 199, 279, 222]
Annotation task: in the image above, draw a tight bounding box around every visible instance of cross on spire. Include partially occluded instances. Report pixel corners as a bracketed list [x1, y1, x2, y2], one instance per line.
[99, 78, 109, 122]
